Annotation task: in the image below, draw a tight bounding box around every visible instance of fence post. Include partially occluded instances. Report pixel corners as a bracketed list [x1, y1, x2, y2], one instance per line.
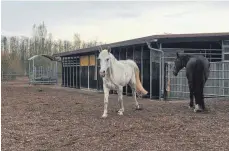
[33, 59, 35, 83]
[222, 62, 225, 96]
[150, 48, 152, 99]
[160, 43, 165, 101]
[146, 41, 164, 100]
[56, 61, 58, 85]
[141, 45, 143, 85]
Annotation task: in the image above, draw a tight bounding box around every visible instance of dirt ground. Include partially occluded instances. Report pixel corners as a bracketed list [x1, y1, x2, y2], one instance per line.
[2, 78, 229, 151]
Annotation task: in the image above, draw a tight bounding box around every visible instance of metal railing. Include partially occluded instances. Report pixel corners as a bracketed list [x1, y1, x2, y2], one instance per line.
[163, 48, 229, 99]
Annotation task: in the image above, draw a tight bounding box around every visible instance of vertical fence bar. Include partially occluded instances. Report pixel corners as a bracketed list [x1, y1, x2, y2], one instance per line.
[29, 61, 30, 83]
[133, 45, 135, 60]
[76, 56, 78, 89]
[96, 52, 99, 90]
[222, 40, 225, 96]
[160, 43, 164, 100]
[75, 56, 78, 88]
[72, 57, 74, 87]
[159, 50, 161, 100]
[63, 58, 65, 87]
[95, 52, 97, 81]
[118, 47, 121, 60]
[88, 55, 90, 89]
[66, 57, 69, 87]
[56, 61, 58, 84]
[70, 57, 73, 88]
[73, 57, 75, 88]
[80, 57, 82, 89]
[141, 45, 143, 85]
[69, 57, 71, 87]
[126, 47, 128, 94]
[33, 59, 35, 82]
[150, 48, 152, 99]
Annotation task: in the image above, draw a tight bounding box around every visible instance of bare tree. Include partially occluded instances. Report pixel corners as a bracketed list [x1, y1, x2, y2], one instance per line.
[1, 21, 104, 76]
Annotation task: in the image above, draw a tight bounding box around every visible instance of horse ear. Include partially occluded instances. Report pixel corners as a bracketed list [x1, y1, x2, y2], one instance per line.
[108, 46, 111, 53]
[176, 52, 180, 58]
[98, 46, 103, 52]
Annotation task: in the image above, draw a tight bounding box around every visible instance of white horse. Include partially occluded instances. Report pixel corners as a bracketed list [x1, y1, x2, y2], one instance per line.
[98, 48, 148, 118]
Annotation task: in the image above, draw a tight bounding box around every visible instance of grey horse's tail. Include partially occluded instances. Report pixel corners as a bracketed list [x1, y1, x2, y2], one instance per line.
[129, 61, 148, 95]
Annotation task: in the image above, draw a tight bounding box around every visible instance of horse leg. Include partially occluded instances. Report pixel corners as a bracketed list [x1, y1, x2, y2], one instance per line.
[129, 80, 140, 110]
[201, 92, 205, 110]
[117, 86, 124, 116]
[187, 73, 201, 112]
[188, 81, 194, 108]
[194, 77, 206, 112]
[102, 85, 110, 118]
[202, 76, 207, 110]
[194, 96, 202, 112]
[193, 87, 202, 113]
[199, 82, 205, 110]
[187, 71, 194, 109]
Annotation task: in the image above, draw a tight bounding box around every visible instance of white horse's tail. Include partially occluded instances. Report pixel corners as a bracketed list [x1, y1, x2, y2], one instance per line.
[128, 60, 148, 95]
[134, 67, 148, 95]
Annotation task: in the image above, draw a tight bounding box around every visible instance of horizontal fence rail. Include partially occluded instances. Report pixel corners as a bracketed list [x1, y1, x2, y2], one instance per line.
[1, 73, 27, 81]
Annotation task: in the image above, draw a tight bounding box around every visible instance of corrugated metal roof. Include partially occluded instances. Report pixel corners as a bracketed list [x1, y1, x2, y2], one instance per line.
[53, 32, 229, 57]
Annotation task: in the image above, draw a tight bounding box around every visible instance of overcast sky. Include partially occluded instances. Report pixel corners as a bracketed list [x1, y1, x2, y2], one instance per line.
[2, 1, 229, 43]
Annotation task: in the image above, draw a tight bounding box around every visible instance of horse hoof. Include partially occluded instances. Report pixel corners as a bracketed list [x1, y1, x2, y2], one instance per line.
[118, 111, 123, 115]
[135, 107, 142, 110]
[135, 104, 143, 110]
[101, 114, 108, 118]
[194, 108, 202, 113]
[189, 106, 194, 109]
[194, 104, 203, 113]
[194, 109, 202, 113]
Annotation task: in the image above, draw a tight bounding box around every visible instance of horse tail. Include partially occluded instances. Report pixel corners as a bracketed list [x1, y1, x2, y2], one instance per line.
[193, 59, 205, 101]
[133, 64, 148, 95]
[195, 59, 205, 84]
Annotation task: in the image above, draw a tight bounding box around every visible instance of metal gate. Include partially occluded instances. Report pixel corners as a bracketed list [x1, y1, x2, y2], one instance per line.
[146, 42, 164, 100]
[62, 56, 79, 88]
[163, 47, 229, 99]
[166, 61, 229, 98]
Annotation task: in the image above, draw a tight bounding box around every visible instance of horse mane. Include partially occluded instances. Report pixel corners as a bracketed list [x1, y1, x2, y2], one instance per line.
[109, 53, 117, 62]
[178, 53, 192, 68]
[102, 51, 120, 86]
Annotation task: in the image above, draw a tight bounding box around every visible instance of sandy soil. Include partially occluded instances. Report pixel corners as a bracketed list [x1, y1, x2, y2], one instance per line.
[2, 78, 229, 151]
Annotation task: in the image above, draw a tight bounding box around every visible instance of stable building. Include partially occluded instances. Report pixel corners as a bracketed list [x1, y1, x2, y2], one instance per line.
[53, 32, 229, 100]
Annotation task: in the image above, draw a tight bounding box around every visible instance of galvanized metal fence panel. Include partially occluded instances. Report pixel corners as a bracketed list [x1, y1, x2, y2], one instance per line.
[166, 61, 229, 99]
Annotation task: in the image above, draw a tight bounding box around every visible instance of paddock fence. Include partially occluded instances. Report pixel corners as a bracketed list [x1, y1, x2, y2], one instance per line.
[161, 48, 229, 99]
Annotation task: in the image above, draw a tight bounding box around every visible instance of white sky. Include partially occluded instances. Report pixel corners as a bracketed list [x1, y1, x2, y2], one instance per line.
[1, 1, 229, 43]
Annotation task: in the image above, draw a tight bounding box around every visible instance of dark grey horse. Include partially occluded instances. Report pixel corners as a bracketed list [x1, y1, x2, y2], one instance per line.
[173, 52, 210, 112]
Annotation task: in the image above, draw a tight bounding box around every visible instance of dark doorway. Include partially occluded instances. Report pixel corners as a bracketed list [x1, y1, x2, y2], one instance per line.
[80, 66, 88, 88]
[151, 62, 160, 99]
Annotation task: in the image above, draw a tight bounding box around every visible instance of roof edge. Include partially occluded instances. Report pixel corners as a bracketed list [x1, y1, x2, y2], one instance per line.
[53, 32, 229, 57]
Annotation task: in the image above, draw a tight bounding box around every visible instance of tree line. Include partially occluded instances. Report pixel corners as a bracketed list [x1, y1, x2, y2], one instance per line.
[1, 22, 103, 75]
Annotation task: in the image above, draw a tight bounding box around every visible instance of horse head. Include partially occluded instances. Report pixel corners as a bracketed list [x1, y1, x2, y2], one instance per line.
[173, 52, 186, 76]
[98, 46, 112, 78]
